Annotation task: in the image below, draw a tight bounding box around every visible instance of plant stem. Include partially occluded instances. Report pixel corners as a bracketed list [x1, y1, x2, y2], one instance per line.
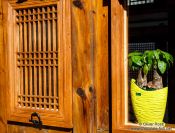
[152, 69, 163, 89]
[137, 68, 147, 88]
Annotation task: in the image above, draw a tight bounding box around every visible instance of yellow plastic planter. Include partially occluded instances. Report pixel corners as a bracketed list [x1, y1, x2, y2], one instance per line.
[131, 79, 168, 124]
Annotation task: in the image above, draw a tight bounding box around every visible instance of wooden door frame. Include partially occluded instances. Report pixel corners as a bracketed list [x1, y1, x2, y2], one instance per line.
[0, 0, 72, 132]
[111, 0, 175, 132]
[111, 0, 129, 131]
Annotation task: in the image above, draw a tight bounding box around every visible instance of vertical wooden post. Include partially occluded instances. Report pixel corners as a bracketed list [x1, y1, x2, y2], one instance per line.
[72, 0, 97, 132]
[111, 0, 127, 131]
[95, 0, 109, 132]
[0, 0, 7, 133]
[72, 0, 109, 132]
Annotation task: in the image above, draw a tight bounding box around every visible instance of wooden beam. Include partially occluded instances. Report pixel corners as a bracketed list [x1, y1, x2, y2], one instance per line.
[72, 0, 109, 132]
[111, 0, 127, 130]
[72, 0, 97, 132]
[0, 1, 8, 132]
[95, 0, 109, 131]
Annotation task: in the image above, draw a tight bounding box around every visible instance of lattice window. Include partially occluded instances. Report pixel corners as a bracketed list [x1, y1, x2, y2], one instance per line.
[16, 5, 59, 111]
[7, 1, 72, 128]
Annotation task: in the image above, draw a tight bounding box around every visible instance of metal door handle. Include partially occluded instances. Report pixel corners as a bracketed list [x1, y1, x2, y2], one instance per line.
[29, 112, 43, 130]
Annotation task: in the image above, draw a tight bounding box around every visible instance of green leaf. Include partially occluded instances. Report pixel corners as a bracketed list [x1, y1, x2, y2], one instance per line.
[131, 56, 143, 66]
[160, 50, 174, 64]
[158, 60, 167, 74]
[143, 51, 154, 64]
[147, 59, 153, 67]
[128, 58, 132, 68]
[142, 55, 147, 63]
[128, 51, 142, 57]
[143, 64, 149, 75]
[147, 51, 154, 60]
[154, 50, 160, 60]
[158, 50, 174, 70]
[147, 63, 152, 71]
[144, 50, 151, 54]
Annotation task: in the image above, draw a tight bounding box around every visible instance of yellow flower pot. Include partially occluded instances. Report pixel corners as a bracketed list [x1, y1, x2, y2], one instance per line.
[131, 79, 168, 124]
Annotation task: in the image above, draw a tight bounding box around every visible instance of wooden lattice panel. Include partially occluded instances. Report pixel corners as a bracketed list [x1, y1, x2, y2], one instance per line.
[7, 0, 72, 127]
[15, 5, 59, 112]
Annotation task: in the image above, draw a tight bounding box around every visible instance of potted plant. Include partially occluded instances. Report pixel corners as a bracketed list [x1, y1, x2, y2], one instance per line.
[128, 49, 174, 124]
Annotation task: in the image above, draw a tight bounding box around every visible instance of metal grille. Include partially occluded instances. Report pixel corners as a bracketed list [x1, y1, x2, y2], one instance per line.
[128, 0, 154, 5]
[16, 5, 59, 111]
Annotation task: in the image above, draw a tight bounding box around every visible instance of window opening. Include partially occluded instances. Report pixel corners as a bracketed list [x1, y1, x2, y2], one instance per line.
[16, 5, 59, 112]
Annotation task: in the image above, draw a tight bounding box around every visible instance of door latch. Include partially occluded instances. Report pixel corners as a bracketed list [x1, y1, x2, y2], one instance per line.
[29, 112, 43, 130]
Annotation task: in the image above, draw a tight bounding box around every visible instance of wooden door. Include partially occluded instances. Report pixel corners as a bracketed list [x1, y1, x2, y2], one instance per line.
[0, 0, 110, 132]
[111, 0, 175, 133]
[0, 0, 72, 132]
